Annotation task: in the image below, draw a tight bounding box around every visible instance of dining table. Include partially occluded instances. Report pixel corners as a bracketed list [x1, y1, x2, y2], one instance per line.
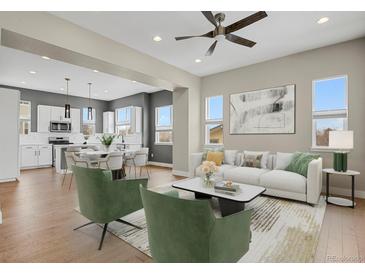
[77, 149, 138, 179]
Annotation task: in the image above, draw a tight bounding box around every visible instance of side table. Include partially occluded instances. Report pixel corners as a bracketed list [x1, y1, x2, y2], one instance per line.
[323, 168, 360, 208]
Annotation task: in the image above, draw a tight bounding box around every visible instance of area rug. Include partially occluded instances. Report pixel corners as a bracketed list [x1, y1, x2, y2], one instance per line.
[75, 185, 326, 262]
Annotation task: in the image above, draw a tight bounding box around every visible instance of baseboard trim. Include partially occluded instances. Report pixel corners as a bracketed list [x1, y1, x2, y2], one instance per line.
[322, 186, 365, 199]
[0, 178, 17, 183]
[172, 170, 189, 177]
[148, 161, 173, 168]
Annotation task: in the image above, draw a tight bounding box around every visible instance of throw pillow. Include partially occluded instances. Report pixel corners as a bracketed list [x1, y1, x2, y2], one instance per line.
[202, 147, 224, 162]
[206, 151, 224, 166]
[285, 152, 320, 177]
[275, 152, 294, 170]
[242, 153, 263, 168]
[223, 150, 238, 165]
[243, 150, 270, 169]
[235, 152, 243, 166]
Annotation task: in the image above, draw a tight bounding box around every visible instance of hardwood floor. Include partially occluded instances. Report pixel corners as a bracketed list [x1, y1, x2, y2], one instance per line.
[0, 166, 364, 263]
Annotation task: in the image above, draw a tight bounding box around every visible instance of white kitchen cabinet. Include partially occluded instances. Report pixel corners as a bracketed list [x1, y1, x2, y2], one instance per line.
[20, 145, 38, 168]
[37, 105, 51, 132]
[38, 145, 53, 166]
[103, 111, 115, 133]
[70, 108, 80, 133]
[20, 145, 52, 169]
[130, 106, 142, 134]
[51, 106, 65, 121]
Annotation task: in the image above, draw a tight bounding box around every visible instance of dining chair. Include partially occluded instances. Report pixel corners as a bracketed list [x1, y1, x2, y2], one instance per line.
[134, 147, 150, 178]
[124, 151, 137, 178]
[98, 151, 125, 179]
[63, 147, 90, 191]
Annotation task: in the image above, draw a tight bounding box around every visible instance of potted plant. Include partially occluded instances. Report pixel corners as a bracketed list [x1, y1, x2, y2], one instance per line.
[200, 161, 218, 187]
[98, 134, 116, 152]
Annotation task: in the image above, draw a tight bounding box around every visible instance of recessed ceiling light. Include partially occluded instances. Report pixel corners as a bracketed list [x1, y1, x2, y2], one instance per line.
[195, 59, 202, 63]
[104, 90, 108, 93]
[29, 70, 37, 74]
[21, 81, 26, 84]
[60, 88, 64, 91]
[93, 69, 99, 73]
[317, 17, 329, 24]
[41, 56, 50, 60]
[132, 80, 137, 83]
[153, 36, 162, 42]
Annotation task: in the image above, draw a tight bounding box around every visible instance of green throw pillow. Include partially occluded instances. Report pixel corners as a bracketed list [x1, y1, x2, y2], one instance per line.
[285, 152, 320, 177]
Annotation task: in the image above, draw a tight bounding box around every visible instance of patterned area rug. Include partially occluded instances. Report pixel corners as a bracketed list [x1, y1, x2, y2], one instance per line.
[76, 186, 326, 263]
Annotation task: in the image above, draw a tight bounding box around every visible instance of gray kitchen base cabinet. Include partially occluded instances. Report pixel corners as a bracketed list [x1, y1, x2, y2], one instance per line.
[20, 145, 52, 169]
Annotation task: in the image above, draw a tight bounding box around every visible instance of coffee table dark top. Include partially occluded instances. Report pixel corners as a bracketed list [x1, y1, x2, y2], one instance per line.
[172, 177, 266, 203]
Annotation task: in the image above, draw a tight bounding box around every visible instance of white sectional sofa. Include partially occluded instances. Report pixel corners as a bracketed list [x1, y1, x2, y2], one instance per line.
[190, 152, 322, 205]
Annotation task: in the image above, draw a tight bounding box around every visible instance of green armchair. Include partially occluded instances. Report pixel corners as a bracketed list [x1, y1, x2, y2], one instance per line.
[72, 166, 148, 250]
[140, 186, 252, 262]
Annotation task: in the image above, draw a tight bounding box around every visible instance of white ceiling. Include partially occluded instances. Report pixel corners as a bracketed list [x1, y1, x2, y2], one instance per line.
[0, 46, 161, 101]
[51, 11, 365, 77]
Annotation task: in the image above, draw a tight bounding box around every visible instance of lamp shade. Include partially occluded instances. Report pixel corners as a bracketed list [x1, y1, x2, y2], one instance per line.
[329, 130, 354, 150]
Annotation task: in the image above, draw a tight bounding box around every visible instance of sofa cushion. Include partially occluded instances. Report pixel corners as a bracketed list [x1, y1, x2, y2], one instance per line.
[224, 167, 270, 185]
[224, 150, 238, 165]
[195, 164, 235, 177]
[274, 152, 294, 170]
[260, 170, 307, 194]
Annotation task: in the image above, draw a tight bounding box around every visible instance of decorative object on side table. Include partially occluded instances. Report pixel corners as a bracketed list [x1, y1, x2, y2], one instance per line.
[200, 161, 218, 187]
[323, 168, 360, 208]
[98, 134, 116, 152]
[329, 130, 353, 172]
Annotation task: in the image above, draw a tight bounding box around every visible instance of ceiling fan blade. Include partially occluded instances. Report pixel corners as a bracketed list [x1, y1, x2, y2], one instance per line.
[201, 11, 218, 27]
[225, 11, 268, 34]
[225, 33, 256, 48]
[205, 40, 218, 56]
[175, 31, 214, 41]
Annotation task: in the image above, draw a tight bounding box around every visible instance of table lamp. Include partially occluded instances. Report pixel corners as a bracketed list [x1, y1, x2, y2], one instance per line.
[329, 130, 353, 172]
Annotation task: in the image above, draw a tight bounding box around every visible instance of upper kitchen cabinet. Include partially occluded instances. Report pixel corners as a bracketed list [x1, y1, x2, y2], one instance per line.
[70, 108, 80, 133]
[37, 105, 81, 133]
[37, 105, 51, 132]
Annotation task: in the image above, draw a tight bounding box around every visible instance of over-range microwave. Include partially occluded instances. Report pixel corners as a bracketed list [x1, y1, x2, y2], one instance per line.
[50, 121, 72, 133]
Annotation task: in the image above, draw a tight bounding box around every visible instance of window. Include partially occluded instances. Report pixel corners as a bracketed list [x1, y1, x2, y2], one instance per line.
[155, 105, 173, 144]
[115, 107, 132, 135]
[312, 76, 348, 148]
[82, 108, 96, 135]
[205, 96, 223, 145]
[19, 100, 31, 135]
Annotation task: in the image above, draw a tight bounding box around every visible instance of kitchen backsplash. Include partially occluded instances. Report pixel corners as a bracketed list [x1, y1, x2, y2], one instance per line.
[19, 132, 142, 145]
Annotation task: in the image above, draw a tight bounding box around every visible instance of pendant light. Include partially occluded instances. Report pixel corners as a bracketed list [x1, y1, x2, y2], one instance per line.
[87, 83, 93, 121]
[64, 78, 71, 118]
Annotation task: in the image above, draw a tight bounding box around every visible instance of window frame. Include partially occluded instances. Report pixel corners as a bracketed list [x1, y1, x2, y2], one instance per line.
[311, 75, 348, 150]
[19, 100, 31, 135]
[82, 107, 96, 135]
[155, 105, 173, 145]
[205, 95, 223, 146]
[115, 106, 132, 135]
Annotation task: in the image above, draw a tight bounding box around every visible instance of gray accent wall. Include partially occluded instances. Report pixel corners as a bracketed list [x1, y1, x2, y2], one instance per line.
[0, 84, 109, 133]
[201, 38, 365, 193]
[148, 90, 173, 164]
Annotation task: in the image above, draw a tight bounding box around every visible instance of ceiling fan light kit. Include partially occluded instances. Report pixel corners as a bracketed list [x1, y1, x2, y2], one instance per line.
[175, 11, 268, 56]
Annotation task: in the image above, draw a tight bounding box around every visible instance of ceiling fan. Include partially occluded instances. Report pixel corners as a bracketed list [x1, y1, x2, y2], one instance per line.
[175, 11, 268, 56]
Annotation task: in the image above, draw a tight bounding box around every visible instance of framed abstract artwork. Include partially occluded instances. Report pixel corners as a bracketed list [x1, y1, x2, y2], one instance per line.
[229, 84, 296, 134]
